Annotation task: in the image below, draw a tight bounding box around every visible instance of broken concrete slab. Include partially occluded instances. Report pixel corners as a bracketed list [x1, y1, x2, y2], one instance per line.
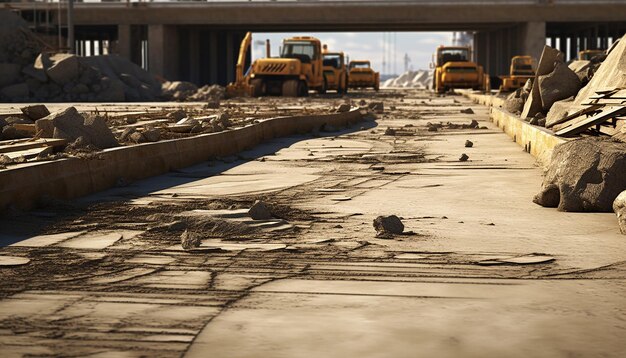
[534, 137, 626, 212]
[538, 62, 581, 111]
[21, 104, 50, 121]
[521, 46, 564, 120]
[47, 107, 118, 149]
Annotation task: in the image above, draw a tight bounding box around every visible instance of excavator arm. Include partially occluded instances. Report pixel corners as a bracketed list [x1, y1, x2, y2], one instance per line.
[226, 32, 253, 98]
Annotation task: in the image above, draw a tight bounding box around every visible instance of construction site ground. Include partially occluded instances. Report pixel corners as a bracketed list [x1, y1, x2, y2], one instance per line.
[0, 89, 624, 357]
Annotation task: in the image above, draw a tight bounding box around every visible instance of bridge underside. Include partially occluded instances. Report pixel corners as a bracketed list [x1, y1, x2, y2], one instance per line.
[16, 2, 626, 85]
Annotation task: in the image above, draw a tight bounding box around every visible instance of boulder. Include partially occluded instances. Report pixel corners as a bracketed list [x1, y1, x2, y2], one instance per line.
[504, 88, 528, 114]
[45, 54, 80, 85]
[248, 200, 272, 220]
[534, 137, 626, 212]
[1, 83, 29, 99]
[180, 230, 201, 250]
[373, 215, 404, 236]
[0, 63, 22, 88]
[521, 46, 564, 119]
[538, 62, 581, 112]
[21, 104, 50, 121]
[49, 107, 118, 149]
[612, 191, 626, 234]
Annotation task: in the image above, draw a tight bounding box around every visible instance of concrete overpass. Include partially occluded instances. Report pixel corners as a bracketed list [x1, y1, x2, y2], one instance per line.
[9, 0, 626, 85]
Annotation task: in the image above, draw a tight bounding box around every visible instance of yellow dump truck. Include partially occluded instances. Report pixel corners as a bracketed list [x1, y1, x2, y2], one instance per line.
[499, 55, 537, 92]
[578, 49, 605, 61]
[348, 60, 380, 91]
[432, 46, 487, 93]
[322, 48, 348, 94]
[248, 36, 326, 97]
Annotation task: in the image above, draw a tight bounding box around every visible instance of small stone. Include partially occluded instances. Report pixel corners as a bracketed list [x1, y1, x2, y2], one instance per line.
[465, 140, 474, 148]
[384, 127, 396, 136]
[167, 110, 187, 121]
[461, 108, 474, 114]
[336, 103, 351, 113]
[142, 128, 161, 142]
[181, 230, 201, 250]
[459, 153, 469, 162]
[613, 191, 626, 235]
[129, 131, 146, 143]
[368, 102, 384, 113]
[120, 127, 136, 142]
[469, 119, 479, 128]
[248, 200, 272, 220]
[20, 105, 50, 121]
[373, 215, 404, 237]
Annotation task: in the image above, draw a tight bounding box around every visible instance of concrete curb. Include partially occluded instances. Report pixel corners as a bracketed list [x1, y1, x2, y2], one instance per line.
[463, 91, 566, 167]
[0, 108, 363, 211]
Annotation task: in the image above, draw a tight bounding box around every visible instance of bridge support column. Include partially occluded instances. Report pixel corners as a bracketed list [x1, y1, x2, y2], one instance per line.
[148, 24, 179, 80]
[521, 21, 545, 62]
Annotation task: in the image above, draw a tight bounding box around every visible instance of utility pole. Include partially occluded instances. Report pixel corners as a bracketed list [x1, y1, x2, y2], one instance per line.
[67, 0, 75, 54]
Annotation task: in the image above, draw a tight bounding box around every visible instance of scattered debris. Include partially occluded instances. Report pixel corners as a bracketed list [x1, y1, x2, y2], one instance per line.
[460, 108, 474, 114]
[336, 103, 351, 113]
[464, 140, 473, 148]
[459, 153, 469, 162]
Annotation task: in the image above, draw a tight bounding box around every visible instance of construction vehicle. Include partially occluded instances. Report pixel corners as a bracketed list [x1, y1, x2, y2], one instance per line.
[348, 60, 379, 91]
[578, 49, 605, 61]
[322, 46, 348, 94]
[431, 46, 487, 93]
[248, 36, 326, 97]
[498, 55, 537, 92]
[226, 32, 253, 98]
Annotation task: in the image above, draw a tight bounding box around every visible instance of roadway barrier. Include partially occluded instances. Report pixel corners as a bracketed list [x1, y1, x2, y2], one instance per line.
[463, 91, 566, 166]
[0, 108, 363, 211]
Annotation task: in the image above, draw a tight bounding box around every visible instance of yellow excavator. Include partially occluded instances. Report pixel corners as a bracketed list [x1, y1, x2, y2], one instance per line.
[226, 32, 253, 98]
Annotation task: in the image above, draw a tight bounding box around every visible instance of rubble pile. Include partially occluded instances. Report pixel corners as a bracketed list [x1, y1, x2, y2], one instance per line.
[161, 81, 226, 103]
[382, 70, 433, 89]
[0, 10, 161, 102]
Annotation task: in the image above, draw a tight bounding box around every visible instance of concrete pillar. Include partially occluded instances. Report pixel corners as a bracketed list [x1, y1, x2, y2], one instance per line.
[521, 21, 545, 62]
[209, 31, 218, 84]
[117, 24, 132, 59]
[189, 29, 200, 84]
[148, 24, 179, 80]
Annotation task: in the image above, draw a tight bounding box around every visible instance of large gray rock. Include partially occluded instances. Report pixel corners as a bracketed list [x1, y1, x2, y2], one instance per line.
[503, 88, 528, 114]
[21, 104, 50, 121]
[613, 191, 626, 235]
[1, 83, 29, 99]
[49, 107, 118, 149]
[534, 137, 626, 212]
[0, 63, 21, 87]
[521, 46, 564, 120]
[45, 54, 80, 85]
[538, 62, 582, 112]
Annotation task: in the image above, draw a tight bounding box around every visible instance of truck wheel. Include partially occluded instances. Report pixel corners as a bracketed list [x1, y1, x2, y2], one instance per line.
[300, 81, 309, 97]
[251, 79, 264, 97]
[318, 78, 327, 95]
[282, 79, 299, 97]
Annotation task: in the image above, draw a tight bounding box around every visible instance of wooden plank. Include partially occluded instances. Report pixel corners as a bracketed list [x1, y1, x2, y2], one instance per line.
[12, 123, 36, 134]
[555, 106, 626, 137]
[595, 87, 620, 94]
[0, 138, 67, 154]
[546, 104, 602, 128]
[581, 99, 626, 106]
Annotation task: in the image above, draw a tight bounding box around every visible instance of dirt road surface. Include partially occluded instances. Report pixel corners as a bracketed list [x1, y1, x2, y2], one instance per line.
[0, 89, 624, 357]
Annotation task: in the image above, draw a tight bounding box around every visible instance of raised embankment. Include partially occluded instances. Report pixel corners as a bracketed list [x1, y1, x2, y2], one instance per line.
[0, 109, 363, 211]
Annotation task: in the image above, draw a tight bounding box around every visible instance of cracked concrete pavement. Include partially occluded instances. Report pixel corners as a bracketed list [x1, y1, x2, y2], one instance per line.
[0, 89, 624, 357]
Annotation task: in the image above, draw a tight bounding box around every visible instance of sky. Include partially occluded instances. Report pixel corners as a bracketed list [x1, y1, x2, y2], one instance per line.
[251, 32, 455, 76]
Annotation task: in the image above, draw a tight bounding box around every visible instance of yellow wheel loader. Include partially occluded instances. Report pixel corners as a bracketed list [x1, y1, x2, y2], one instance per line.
[248, 36, 326, 97]
[499, 55, 537, 92]
[432, 46, 487, 94]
